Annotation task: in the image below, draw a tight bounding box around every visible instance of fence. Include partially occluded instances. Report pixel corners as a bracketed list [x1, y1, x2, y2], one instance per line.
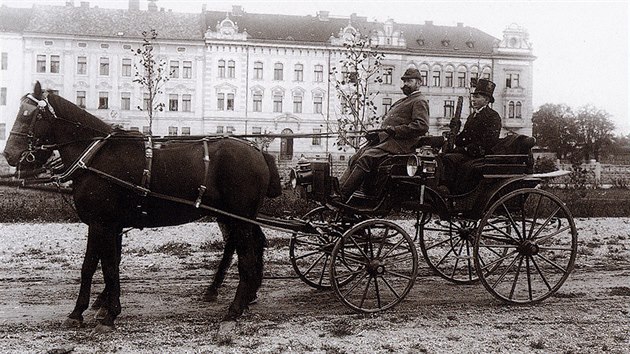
[557, 161, 630, 187]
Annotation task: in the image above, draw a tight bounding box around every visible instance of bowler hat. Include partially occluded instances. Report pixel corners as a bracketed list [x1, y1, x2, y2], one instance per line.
[472, 78, 496, 103]
[401, 68, 422, 80]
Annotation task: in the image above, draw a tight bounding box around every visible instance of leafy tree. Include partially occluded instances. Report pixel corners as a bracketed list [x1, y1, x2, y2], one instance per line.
[574, 104, 616, 161]
[532, 103, 577, 159]
[132, 29, 170, 135]
[330, 31, 386, 151]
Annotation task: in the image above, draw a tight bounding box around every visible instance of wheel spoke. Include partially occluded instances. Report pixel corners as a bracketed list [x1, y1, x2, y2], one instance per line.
[341, 271, 369, 298]
[359, 276, 373, 309]
[480, 250, 519, 272]
[501, 202, 523, 241]
[483, 222, 520, 245]
[435, 238, 463, 268]
[508, 256, 525, 300]
[530, 255, 552, 291]
[534, 225, 572, 245]
[530, 206, 562, 240]
[379, 275, 402, 299]
[490, 252, 520, 289]
[534, 253, 570, 274]
[527, 193, 544, 239]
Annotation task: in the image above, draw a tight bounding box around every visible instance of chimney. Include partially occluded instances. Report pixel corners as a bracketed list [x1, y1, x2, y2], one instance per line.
[232, 5, 244, 16]
[317, 10, 329, 21]
[80, 1, 89, 8]
[128, 0, 139, 11]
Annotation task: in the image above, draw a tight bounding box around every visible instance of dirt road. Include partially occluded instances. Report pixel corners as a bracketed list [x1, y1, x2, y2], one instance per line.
[0, 219, 628, 353]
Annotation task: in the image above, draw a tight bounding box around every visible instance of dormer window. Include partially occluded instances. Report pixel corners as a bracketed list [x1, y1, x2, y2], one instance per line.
[466, 40, 474, 48]
[416, 38, 425, 46]
[441, 39, 450, 47]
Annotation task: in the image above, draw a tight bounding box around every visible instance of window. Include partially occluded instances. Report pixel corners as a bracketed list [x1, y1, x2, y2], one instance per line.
[77, 56, 87, 75]
[227, 93, 234, 111]
[49, 55, 60, 73]
[1, 52, 7, 70]
[432, 70, 441, 87]
[168, 126, 178, 136]
[0, 87, 6, 106]
[226, 126, 235, 134]
[216, 126, 224, 134]
[274, 63, 283, 80]
[506, 73, 520, 88]
[382, 97, 392, 114]
[314, 64, 323, 82]
[508, 101, 515, 118]
[121, 92, 131, 110]
[252, 127, 262, 134]
[169, 94, 178, 111]
[217, 93, 225, 110]
[182, 61, 192, 79]
[420, 70, 428, 86]
[293, 94, 302, 113]
[170, 61, 179, 78]
[515, 101, 522, 118]
[143, 93, 150, 111]
[100, 43, 109, 49]
[444, 100, 455, 118]
[37, 55, 46, 73]
[130, 127, 140, 132]
[218, 60, 225, 78]
[181, 127, 191, 136]
[457, 71, 466, 88]
[98, 92, 109, 109]
[313, 95, 323, 114]
[254, 61, 263, 80]
[253, 92, 262, 112]
[182, 94, 191, 112]
[76, 91, 86, 108]
[294, 64, 303, 81]
[273, 92, 283, 112]
[383, 67, 393, 85]
[312, 128, 322, 145]
[227, 60, 235, 78]
[445, 70, 453, 87]
[142, 126, 150, 134]
[0, 123, 6, 140]
[99, 57, 109, 76]
[122, 58, 132, 77]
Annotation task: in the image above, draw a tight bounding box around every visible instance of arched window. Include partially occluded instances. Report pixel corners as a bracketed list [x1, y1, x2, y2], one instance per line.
[431, 65, 442, 87]
[508, 101, 515, 118]
[515, 101, 522, 118]
[280, 128, 294, 160]
[274, 63, 284, 80]
[444, 66, 454, 87]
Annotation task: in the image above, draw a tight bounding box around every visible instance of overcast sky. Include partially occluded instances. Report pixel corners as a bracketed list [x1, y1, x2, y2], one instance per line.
[2, 0, 628, 134]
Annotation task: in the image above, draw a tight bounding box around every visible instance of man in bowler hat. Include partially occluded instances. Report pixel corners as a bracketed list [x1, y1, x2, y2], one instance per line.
[442, 78, 502, 194]
[337, 67, 430, 201]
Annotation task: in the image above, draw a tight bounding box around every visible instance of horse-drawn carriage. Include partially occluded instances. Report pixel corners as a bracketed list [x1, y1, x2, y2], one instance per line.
[3, 82, 577, 331]
[283, 134, 577, 312]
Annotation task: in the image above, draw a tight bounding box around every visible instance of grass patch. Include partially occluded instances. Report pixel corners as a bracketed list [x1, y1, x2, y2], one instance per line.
[155, 242, 192, 257]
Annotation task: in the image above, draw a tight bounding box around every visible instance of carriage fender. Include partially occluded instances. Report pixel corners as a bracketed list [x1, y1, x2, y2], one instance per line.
[263, 152, 282, 198]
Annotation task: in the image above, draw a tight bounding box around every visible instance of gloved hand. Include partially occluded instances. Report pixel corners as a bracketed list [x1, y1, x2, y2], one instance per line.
[385, 127, 396, 137]
[365, 131, 380, 143]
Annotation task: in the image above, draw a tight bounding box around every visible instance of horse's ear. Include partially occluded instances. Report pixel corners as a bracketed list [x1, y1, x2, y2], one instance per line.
[33, 81, 43, 99]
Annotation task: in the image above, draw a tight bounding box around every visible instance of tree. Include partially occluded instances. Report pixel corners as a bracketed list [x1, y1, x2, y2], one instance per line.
[133, 29, 170, 135]
[330, 31, 386, 151]
[574, 104, 616, 161]
[532, 103, 577, 159]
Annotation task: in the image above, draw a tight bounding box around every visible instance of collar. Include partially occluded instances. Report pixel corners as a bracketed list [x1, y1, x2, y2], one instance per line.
[473, 105, 488, 115]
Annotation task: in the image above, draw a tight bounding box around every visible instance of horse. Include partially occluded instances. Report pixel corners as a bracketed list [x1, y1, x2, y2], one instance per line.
[3, 82, 282, 332]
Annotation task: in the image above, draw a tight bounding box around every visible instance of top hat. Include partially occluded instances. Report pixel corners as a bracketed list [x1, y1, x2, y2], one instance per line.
[401, 68, 423, 80]
[472, 78, 496, 103]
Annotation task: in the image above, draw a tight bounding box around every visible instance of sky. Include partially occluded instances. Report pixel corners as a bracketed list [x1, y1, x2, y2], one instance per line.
[2, 0, 629, 134]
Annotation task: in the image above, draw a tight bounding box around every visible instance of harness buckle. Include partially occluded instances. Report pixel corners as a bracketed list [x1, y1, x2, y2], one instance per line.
[194, 185, 207, 208]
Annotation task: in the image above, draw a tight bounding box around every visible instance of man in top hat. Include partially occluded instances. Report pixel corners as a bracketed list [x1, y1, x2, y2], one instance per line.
[337, 67, 430, 201]
[442, 78, 502, 194]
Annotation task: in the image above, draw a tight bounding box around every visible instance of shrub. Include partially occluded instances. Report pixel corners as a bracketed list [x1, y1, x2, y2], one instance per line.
[534, 156, 558, 173]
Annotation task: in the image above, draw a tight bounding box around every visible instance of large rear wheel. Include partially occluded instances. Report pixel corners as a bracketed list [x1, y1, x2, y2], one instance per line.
[330, 219, 418, 313]
[474, 188, 578, 304]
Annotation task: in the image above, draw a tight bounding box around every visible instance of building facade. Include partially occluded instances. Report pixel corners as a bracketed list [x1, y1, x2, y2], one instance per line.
[0, 1, 534, 162]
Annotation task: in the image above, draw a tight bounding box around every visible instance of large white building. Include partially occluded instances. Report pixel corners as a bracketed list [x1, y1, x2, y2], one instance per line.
[0, 1, 534, 162]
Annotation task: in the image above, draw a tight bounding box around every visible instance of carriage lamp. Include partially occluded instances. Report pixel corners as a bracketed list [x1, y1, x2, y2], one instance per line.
[289, 159, 313, 189]
[407, 146, 437, 177]
[406, 155, 419, 176]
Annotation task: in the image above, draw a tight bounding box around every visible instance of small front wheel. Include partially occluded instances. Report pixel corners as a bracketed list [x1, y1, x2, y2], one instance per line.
[330, 219, 418, 313]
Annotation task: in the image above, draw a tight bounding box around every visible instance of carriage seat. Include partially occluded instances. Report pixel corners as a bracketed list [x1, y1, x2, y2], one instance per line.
[482, 134, 536, 176]
[412, 135, 446, 149]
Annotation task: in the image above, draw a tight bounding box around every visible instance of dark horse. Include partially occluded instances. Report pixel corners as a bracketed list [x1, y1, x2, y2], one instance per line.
[3, 82, 281, 332]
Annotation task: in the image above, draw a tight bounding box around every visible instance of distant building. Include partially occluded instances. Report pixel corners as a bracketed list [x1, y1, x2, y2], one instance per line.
[0, 1, 534, 162]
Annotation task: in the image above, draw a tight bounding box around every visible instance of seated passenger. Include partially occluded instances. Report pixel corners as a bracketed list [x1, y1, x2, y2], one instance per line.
[337, 68, 430, 201]
[441, 79, 502, 194]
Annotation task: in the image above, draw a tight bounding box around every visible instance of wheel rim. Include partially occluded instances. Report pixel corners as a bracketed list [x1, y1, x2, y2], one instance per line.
[418, 214, 482, 284]
[474, 188, 578, 304]
[330, 219, 418, 313]
[289, 207, 344, 290]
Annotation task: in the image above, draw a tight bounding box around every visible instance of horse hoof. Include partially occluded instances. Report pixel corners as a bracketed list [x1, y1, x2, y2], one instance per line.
[62, 317, 83, 328]
[203, 289, 219, 302]
[91, 324, 115, 334]
[94, 307, 107, 320]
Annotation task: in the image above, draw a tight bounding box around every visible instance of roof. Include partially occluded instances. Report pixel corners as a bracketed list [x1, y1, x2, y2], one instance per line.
[1, 4, 497, 55]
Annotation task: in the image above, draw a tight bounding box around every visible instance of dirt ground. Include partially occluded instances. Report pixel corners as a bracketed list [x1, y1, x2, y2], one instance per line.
[0, 218, 629, 353]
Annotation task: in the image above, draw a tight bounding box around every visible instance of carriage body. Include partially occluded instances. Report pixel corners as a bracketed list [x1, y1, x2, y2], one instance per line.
[288, 136, 578, 313]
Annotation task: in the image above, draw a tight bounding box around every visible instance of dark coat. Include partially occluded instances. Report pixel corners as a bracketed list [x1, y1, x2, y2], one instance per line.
[455, 106, 502, 158]
[374, 91, 430, 154]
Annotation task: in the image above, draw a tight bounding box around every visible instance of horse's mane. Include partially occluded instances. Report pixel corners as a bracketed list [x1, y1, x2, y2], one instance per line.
[46, 92, 114, 135]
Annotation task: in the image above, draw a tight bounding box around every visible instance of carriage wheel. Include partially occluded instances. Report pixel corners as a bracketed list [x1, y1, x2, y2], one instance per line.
[418, 214, 482, 284]
[330, 219, 418, 313]
[290, 206, 344, 290]
[474, 188, 578, 304]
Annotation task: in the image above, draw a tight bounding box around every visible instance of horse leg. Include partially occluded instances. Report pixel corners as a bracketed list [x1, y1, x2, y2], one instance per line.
[93, 229, 123, 320]
[92, 224, 122, 333]
[223, 223, 265, 321]
[204, 222, 235, 302]
[63, 225, 101, 328]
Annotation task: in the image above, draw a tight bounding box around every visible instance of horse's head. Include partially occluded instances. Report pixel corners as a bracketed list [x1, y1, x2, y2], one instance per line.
[3, 82, 55, 169]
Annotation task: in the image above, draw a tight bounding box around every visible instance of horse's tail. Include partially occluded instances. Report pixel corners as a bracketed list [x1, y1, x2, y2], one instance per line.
[262, 152, 282, 198]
